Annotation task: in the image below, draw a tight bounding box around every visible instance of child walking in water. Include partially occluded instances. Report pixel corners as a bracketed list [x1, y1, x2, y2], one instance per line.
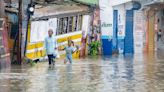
[62, 40, 79, 64]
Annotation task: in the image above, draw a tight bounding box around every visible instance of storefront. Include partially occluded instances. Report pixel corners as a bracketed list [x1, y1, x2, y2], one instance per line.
[143, 1, 164, 52]
[25, 1, 91, 60]
[112, 1, 143, 54]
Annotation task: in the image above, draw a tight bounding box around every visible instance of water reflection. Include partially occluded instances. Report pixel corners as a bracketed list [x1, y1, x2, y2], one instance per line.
[123, 55, 135, 92]
[0, 56, 10, 69]
[0, 53, 164, 92]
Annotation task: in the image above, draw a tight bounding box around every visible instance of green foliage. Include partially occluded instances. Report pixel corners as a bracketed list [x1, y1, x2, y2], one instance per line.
[23, 58, 36, 66]
[29, 60, 36, 66]
[89, 41, 101, 56]
[76, 0, 99, 5]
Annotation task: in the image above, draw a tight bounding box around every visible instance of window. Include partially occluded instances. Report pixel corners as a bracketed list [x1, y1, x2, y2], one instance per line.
[0, 20, 2, 28]
[68, 17, 73, 33]
[78, 15, 82, 31]
[57, 15, 83, 35]
[10, 23, 18, 39]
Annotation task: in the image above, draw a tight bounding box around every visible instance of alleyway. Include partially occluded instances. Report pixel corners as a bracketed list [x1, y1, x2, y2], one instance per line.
[0, 52, 164, 92]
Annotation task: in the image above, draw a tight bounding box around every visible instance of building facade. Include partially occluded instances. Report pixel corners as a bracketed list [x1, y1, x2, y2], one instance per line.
[100, 0, 146, 55]
[25, 1, 92, 60]
[143, 0, 164, 51]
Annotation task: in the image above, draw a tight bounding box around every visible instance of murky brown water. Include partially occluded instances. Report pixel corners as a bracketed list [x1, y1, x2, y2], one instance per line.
[0, 52, 164, 92]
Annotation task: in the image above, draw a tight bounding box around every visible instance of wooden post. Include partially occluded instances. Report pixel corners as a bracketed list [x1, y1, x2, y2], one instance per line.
[18, 0, 23, 64]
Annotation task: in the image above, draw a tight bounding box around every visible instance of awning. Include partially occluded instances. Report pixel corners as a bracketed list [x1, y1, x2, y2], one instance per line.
[144, 0, 164, 6]
[32, 1, 90, 19]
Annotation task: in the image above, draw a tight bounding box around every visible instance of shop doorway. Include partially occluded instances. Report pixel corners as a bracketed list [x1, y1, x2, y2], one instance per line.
[113, 10, 118, 53]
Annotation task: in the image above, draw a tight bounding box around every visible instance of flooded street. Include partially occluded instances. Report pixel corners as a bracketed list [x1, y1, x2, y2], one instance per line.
[0, 52, 164, 92]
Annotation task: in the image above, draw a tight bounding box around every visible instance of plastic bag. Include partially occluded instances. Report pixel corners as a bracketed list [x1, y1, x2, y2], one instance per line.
[53, 50, 60, 59]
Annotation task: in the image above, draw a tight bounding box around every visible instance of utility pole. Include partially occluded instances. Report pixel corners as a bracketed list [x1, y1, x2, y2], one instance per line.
[0, 0, 5, 18]
[18, 0, 23, 64]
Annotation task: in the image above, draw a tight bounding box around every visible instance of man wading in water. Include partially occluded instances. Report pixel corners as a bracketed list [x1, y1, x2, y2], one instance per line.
[45, 29, 58, 66]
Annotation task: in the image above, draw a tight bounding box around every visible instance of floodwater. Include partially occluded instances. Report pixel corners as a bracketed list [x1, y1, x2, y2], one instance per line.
[0, 50, 164, 92]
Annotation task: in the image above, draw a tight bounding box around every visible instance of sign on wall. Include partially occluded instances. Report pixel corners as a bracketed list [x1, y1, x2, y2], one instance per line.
[118, 12, 125, 39]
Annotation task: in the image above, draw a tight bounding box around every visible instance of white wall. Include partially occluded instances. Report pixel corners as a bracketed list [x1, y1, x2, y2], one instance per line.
[99, 0, 113, 39]
[133, 11, 145, 53]
[111, 0, 132, 6]
[82, 15, 91, 38]
[30, 18, 57, 43]
[114, 5, 126, 39]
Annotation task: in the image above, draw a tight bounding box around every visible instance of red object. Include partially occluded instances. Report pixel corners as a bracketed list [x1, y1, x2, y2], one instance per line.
[2, 20, 9, 54]
[80, 37, 86, 58]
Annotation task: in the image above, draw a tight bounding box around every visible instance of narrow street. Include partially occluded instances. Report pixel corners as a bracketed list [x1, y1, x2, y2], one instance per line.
[0, 52, 164, 92]
[0, 0, 164, 92]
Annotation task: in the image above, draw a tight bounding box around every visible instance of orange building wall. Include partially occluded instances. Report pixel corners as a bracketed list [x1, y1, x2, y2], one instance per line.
[147, 10, 155, 52]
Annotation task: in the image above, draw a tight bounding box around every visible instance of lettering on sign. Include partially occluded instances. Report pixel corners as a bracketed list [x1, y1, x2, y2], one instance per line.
[101, 22, 112, 27]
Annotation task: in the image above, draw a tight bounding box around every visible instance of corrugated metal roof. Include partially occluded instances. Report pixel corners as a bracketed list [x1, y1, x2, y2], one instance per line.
[32, 1, 89, 19]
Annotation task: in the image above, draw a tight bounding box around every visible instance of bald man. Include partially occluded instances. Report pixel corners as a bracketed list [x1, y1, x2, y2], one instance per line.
[45, 29, 58, 66]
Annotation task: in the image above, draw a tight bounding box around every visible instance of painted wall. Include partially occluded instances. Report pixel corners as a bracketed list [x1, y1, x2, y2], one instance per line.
[111, 0, 132, 6]
[99, 0, 113, 39]
[99, 0, 113, 55]
[133, 11, 145, 53]
[113, 4, 126, 39]
[112, 1, 146, 54]
[112, 2, 133, 53]
[147, 10, 155, 52]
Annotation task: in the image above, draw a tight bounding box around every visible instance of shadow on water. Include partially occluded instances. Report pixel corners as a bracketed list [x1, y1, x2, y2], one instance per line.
[0, 56, 10, 70]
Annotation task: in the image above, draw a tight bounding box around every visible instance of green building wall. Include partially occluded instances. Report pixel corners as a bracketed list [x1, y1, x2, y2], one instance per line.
[76, 0, 99, 5]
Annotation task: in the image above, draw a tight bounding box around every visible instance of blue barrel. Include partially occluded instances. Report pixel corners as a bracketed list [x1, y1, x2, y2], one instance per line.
[102, 37, 112, 56]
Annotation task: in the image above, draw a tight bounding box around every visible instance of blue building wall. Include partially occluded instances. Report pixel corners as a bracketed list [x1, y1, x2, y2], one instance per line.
[124, 10, 134, 54]
[113, 10, 118, 52]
